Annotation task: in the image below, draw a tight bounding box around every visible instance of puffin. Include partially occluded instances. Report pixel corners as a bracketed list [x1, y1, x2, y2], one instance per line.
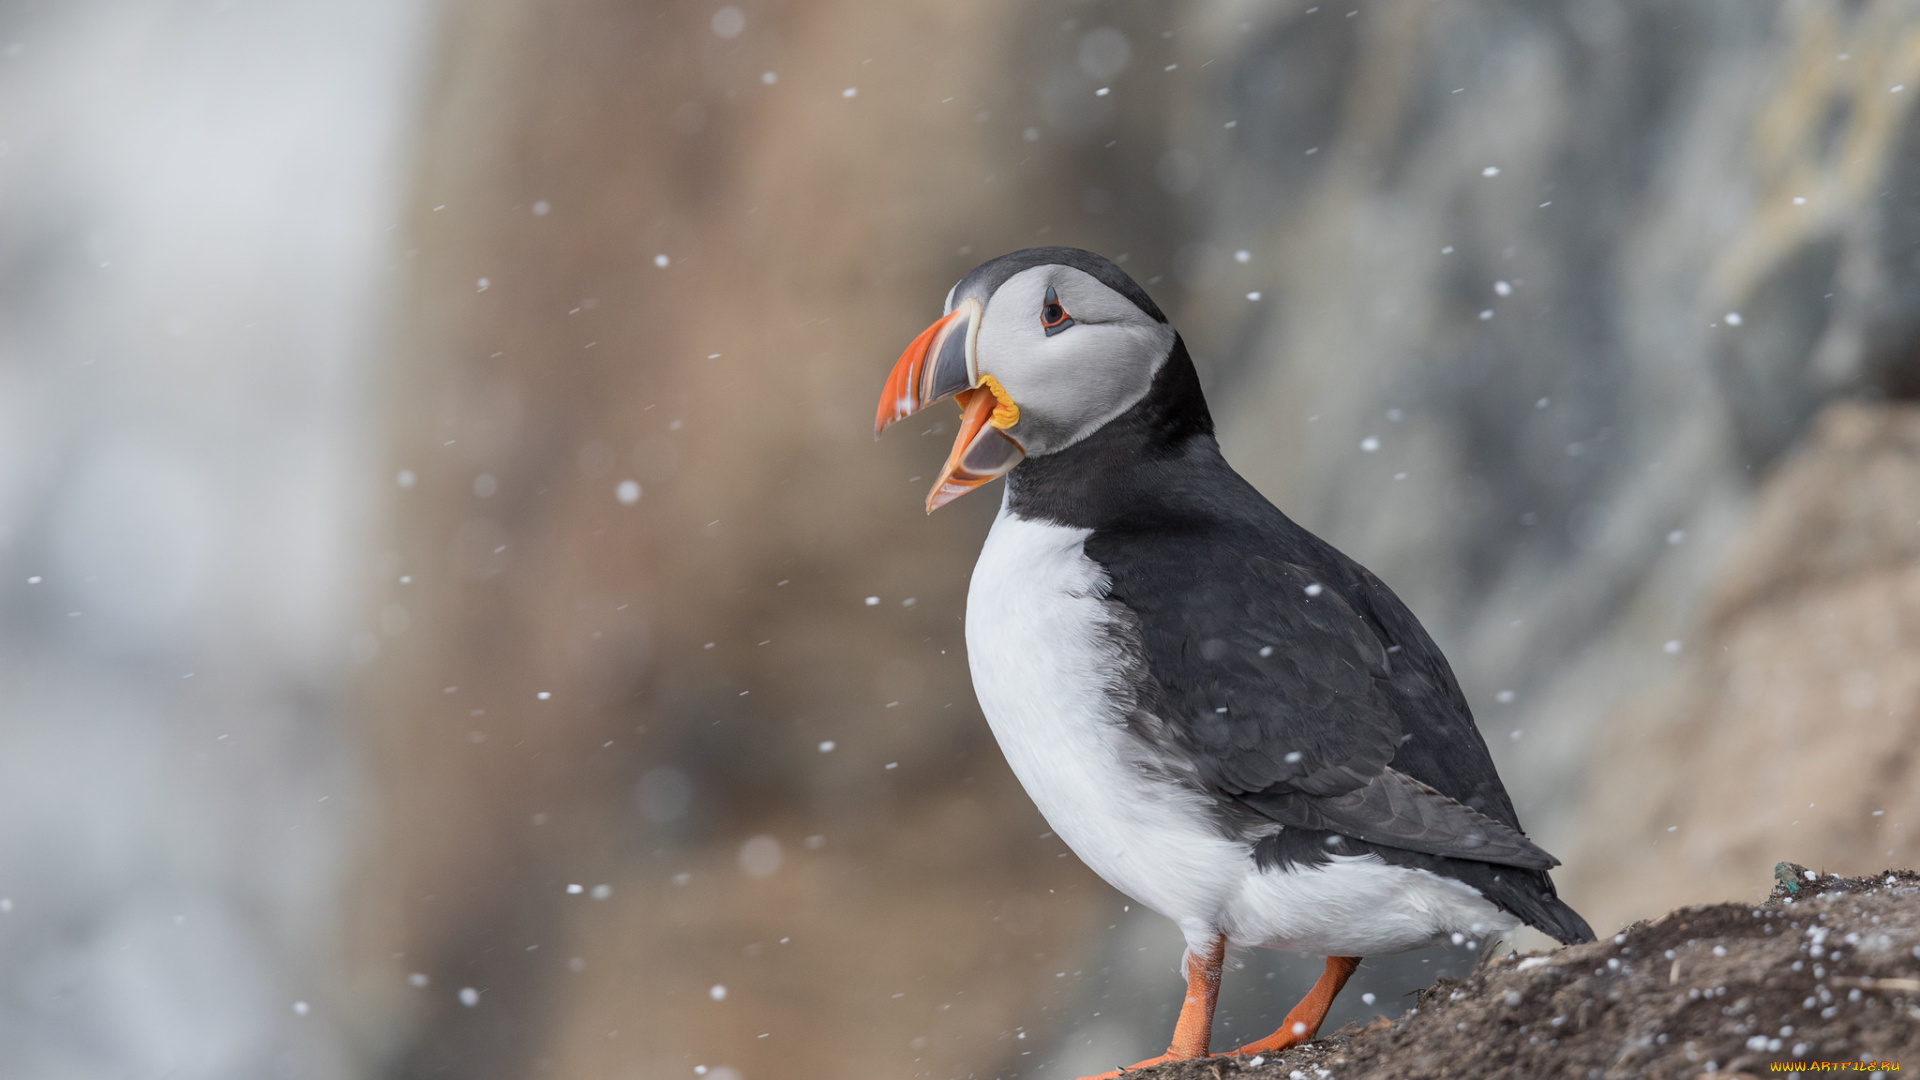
[874, 247, 1593, 1077]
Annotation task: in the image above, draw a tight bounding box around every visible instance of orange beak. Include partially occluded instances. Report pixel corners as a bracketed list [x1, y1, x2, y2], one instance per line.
[875, 297, 1025, 512]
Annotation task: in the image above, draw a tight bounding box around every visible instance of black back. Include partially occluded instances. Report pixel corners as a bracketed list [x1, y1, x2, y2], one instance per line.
[1005, 338, 1594, 945]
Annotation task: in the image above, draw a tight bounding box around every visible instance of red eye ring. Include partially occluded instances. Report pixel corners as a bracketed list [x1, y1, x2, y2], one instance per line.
[1040, 285, 1074, 336]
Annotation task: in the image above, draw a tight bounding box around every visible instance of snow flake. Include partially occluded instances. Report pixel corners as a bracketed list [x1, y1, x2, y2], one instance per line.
[617, 479, 642, 504]
[1481, 166, 1500, 177]
[710, 984, 728, 1001]
[711, 6, 745, 38]
[459, 987, 480, 1007]
[653, 254, 670, 268]
[740, 836, 783, 878]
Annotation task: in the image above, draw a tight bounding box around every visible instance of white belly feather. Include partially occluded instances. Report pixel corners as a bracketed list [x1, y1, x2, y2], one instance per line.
[965, 501, 1516, 956]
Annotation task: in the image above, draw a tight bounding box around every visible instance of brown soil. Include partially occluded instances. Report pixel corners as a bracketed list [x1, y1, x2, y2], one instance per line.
[1130, 868, 1920, 1080]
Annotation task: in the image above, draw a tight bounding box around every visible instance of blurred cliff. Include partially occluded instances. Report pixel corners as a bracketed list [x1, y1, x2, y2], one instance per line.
[0, 2, 429, 1078]
[1569, 400, 1920, 932]
[4, 1, 1920, 1079]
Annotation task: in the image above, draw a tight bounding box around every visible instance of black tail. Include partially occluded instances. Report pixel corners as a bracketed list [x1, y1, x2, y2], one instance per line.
[1397, 850, 1595, 944]
[1481, 867, 1595, 944]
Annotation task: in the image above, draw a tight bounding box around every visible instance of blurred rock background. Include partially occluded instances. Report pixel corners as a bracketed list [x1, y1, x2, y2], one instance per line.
[0, 2, 429, 1078]
[3, 1, 1919, 1079]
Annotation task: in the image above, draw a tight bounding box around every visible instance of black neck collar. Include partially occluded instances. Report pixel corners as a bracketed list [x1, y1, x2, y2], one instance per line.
[1005, 336, 1233, 529]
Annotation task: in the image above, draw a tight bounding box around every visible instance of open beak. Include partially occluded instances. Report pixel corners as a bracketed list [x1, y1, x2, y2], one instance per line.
[875, 297, 1025, 512]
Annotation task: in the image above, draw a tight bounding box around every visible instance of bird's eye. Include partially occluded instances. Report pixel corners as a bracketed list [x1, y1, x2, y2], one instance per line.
[1040, 285, 1074, 337]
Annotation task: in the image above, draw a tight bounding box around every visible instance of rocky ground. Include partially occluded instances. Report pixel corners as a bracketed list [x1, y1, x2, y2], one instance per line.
[1128, 869, 1920, 1080]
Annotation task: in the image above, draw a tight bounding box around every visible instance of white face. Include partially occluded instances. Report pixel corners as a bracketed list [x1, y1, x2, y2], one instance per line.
[969, 265, 1176, 456]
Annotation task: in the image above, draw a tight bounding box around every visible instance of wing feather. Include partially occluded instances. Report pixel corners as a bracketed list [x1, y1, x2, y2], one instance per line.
[1243, 767, 1558, 869]
[1091, 517, 1553, 868]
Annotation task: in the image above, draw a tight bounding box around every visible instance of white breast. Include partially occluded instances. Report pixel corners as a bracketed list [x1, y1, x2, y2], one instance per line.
[965, 504, 1245, 942]
[964, 499, 1519, 956]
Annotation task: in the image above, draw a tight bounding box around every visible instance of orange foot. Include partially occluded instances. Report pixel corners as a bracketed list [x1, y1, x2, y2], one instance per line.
[1229, 955, 1362, 1057]
[1075, 934, 1227, 1080]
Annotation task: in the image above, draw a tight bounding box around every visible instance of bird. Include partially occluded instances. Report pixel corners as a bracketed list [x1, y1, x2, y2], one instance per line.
[874, 246, 1594, 1078]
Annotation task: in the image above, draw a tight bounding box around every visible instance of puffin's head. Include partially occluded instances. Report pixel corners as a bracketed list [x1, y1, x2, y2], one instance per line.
[875, 247, 1176, 512]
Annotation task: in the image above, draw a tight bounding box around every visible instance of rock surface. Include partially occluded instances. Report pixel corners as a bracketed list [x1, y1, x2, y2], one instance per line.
[1127, 869, 1920, 1080]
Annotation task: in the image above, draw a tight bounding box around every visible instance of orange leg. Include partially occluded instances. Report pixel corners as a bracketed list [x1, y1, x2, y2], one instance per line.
[1230, 955, 1362, 1056]
[1077, 933, 1226, 1080]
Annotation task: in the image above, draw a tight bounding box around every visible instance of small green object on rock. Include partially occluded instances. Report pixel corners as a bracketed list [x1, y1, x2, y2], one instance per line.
[1773, 861, 1807, 895]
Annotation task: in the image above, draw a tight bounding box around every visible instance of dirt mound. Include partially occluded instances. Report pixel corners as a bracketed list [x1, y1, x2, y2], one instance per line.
[1134, 868, 1920, 1079]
